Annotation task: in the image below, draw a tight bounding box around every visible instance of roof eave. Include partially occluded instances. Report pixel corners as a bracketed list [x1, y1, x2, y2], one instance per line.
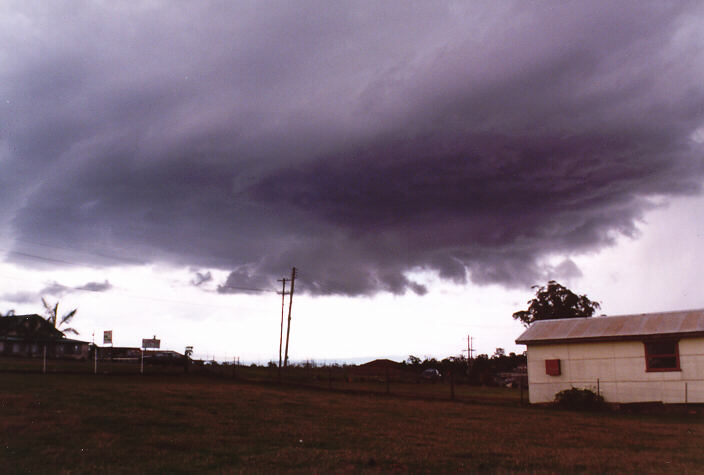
[516, 330, 704, 346]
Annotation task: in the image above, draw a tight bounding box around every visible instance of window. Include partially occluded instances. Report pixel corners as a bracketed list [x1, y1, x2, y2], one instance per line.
[644, 340, 680, 372]
[545, 359, 561, 376]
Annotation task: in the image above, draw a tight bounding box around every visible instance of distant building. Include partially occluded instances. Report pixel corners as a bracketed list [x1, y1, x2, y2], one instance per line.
[0, 314, 89, 360]
[96, 347, 187, 365]
[516, 309, 704, 404]
[96, 346, 141, 361]
[359, 358, 402, 370]
[349, 358, 403, 381]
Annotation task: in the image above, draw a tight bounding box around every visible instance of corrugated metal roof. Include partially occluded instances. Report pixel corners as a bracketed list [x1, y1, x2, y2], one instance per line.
[515, 309, 704, 345]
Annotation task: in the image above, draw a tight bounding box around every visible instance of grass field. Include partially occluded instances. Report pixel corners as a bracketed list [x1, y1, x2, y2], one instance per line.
[2, 373, 704, 472]
[0, 358, 521, 404]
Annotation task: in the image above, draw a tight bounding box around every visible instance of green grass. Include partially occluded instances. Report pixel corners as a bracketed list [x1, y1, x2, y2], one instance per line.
[1, 373, 703, 472]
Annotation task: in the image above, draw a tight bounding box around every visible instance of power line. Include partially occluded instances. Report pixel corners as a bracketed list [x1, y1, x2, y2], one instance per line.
[1, 249, 78, 266]
[5, 238, 141, 265]
[4, 236, 360, 300]
[291, 270, 335, 294]
[217, 284, 277, 293]
[0, 273, 258, 311]
[2, 245, 279, 295]
[0, 194, 306, 267]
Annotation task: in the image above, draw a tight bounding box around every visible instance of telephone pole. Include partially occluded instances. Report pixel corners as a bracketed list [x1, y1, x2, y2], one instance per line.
[283, 267, 297, 368]
[462, 335, 475, 374]
[277, 278, 289, 369]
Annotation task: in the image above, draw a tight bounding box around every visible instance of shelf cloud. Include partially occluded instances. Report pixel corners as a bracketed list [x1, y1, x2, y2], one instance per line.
[2, 1, 703, 295]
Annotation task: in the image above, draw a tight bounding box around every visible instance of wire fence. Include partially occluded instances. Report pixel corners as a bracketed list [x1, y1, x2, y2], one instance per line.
[6, 355, 703, 408]
[0, 356, 527, 406]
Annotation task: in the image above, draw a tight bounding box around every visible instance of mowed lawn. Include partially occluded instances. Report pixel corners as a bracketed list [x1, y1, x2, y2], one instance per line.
[1, 373, 703, 472]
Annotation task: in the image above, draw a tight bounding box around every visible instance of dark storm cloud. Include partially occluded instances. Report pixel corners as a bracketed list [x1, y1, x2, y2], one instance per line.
[217, 267, 276, 294]
[41, 280, 112, 297]
[2, 1, 704, 295]
[40, 282, 71, 297]
[191, 271, 213, 287]
[75, 280, 112, 292]
[1, 280, 112, 303]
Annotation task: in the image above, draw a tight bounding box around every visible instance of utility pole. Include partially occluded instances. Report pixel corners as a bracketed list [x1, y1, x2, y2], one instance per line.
[462, 335, 474, 376]
[283, 267, 297, 368]
[461, 335, 474, 359]
[277, 278, 289, 369]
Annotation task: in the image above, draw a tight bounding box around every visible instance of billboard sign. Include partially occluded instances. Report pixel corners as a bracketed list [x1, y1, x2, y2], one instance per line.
[103, 330, 112, 345]
[142, 338, 160, 349]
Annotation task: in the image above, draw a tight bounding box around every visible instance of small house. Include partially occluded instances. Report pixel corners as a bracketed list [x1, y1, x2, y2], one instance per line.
[516, 309, 704, 404]
[0, 314, 89, 360]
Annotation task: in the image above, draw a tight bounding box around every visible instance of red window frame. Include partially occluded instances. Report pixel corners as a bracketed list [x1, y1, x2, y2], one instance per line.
[644, 340, 680, 372]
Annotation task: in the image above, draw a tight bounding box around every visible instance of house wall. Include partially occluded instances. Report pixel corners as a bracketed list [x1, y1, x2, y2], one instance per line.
[0, 340, 89, 360]
[526, 337, 704, 404]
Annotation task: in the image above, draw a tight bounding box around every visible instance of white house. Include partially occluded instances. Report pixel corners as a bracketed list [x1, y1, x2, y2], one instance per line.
[515, 309, 704, 404]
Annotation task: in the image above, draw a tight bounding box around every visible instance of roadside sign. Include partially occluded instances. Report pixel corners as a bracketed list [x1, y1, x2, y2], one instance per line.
[142, 338, 160, 349]
[103, 330, 112, 345]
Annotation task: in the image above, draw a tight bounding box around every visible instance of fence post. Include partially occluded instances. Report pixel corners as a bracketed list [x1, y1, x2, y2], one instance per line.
[597, 378, 600, 397]
[685, 382, 688, 404]
[520, 377, 524, 406]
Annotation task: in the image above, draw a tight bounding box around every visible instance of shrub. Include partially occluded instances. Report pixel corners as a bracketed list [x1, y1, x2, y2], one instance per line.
[554, 387, 605, 411]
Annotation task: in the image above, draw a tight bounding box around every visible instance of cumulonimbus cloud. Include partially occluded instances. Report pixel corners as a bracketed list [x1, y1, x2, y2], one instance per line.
[1, 2, 703, 295]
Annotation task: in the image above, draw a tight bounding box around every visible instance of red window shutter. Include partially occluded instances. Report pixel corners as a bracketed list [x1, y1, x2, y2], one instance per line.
[545, 359, 561, 376]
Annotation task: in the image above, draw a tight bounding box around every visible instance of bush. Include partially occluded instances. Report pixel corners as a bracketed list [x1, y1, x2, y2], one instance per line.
[554, 387, 605, 411]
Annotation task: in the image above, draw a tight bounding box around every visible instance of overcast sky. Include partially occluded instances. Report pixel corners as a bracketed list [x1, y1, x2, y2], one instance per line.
[1, 1, 703, 362]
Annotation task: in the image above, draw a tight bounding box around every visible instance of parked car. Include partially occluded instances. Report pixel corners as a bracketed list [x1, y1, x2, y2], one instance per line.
[420, 368, 442, 381]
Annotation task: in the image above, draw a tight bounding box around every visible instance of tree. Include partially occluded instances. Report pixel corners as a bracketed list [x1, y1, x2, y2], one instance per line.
[512, 280, 600, 327]
[2, 309, 15, 317]
[41, 298, 79, 335]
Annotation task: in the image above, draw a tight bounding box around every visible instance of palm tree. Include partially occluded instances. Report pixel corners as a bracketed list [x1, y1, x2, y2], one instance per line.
[41, 298, 78, 335]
